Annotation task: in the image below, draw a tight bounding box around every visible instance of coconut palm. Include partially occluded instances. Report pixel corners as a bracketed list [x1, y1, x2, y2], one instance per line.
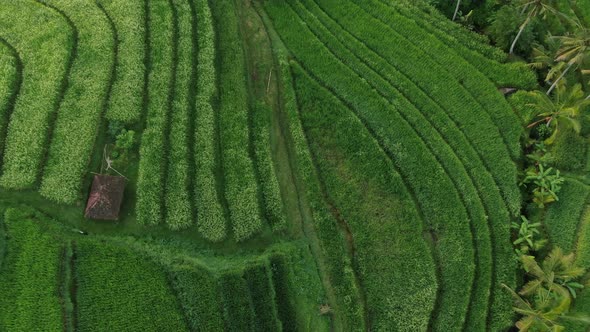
[530, 41, 571, 93]
[502, 248, 586, 331]
[510, 0, 559, 54]
[547, 21, 590, 95]
[527, 83, 590, 144]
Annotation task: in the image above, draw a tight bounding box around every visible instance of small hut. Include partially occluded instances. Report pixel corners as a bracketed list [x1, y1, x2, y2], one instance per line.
[84, 174, 126, 220]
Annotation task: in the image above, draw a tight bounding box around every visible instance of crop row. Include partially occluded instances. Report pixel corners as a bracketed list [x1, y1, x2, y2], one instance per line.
[352, 0, 525, 165]
[0, 40, 20, 163]
[291, 63, 438, 330]
[576, 200, 590, 268]
[0, 208, 62, 331]
[75, 240, 188, 331]
[164, 0, 194, 230]
[136, 0, 175, 225]
[384, 1, 536, 89]
[210, 0, 263, 241]
[192, 0, 226, 241]
[251, 103, 287, 231]
[264, 2, 478, 330]
[544, 179, 590, 252]
[38, 0, 115, 204]
[244, 261, 283, 331]
[271, 34, 366, 329]
[0, 0, 73, 189]
[300, 1, 516, 328]
[169, 266, 225, 331]
[220, 270, 257, 331]
[337, 0, 522, 213]
[99, 0, 146, 124]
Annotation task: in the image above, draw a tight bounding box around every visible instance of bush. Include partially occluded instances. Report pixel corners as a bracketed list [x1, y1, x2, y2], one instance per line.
[0, 1, 73, 189]
[39, 0, 115, 204]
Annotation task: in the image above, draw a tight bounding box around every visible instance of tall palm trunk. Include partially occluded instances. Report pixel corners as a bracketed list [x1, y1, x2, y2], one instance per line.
[547, 62, 574, 95]
[452, 0, 461, 21]
[510, 14, 532, 54]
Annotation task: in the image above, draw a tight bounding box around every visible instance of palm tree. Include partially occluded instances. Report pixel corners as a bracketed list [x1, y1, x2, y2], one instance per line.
[502, 248, 586, 331]
[547, 21, 590, 95]
[527, 83, 590, 144]
[452, 0, 461, 21]
[510, 0, 558, 54]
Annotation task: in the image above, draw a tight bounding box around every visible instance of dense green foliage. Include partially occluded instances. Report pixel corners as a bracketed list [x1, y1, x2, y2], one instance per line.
[76, 240, 188, 331]
[99, 0, 145, 123]
[210, 0, 263, 241]
[192, 0, 226, 241]
[38, 0, 115, 204]
[219, 270, 256, 331]
[136, 0, 174, 225]
[0, 0, 73, 189]
[0, 208, 62, 331]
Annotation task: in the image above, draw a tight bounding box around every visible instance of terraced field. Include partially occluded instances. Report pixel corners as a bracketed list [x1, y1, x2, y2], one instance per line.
[1, 0, 578, 331]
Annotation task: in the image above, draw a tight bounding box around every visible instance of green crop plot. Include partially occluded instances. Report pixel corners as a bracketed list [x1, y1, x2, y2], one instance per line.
[1, 0, 563, 330]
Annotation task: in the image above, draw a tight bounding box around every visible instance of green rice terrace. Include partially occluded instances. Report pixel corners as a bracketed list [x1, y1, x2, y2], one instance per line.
[0, 0, 589, 331]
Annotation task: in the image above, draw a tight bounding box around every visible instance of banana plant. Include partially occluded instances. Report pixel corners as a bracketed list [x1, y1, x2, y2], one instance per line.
[520, 164, 564, 208]
[511, 215, 547, 255]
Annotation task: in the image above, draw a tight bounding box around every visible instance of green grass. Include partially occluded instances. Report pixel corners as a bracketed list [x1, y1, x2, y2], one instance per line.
[136, 0, 174, 226]
[38, 0, 115, 204]
[0, 207, 63, 331]
[76, 240, 188, 332]
[0, 0, 73, 189]
[210, 0, 264, 241]
[99, 0, 146, 124]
